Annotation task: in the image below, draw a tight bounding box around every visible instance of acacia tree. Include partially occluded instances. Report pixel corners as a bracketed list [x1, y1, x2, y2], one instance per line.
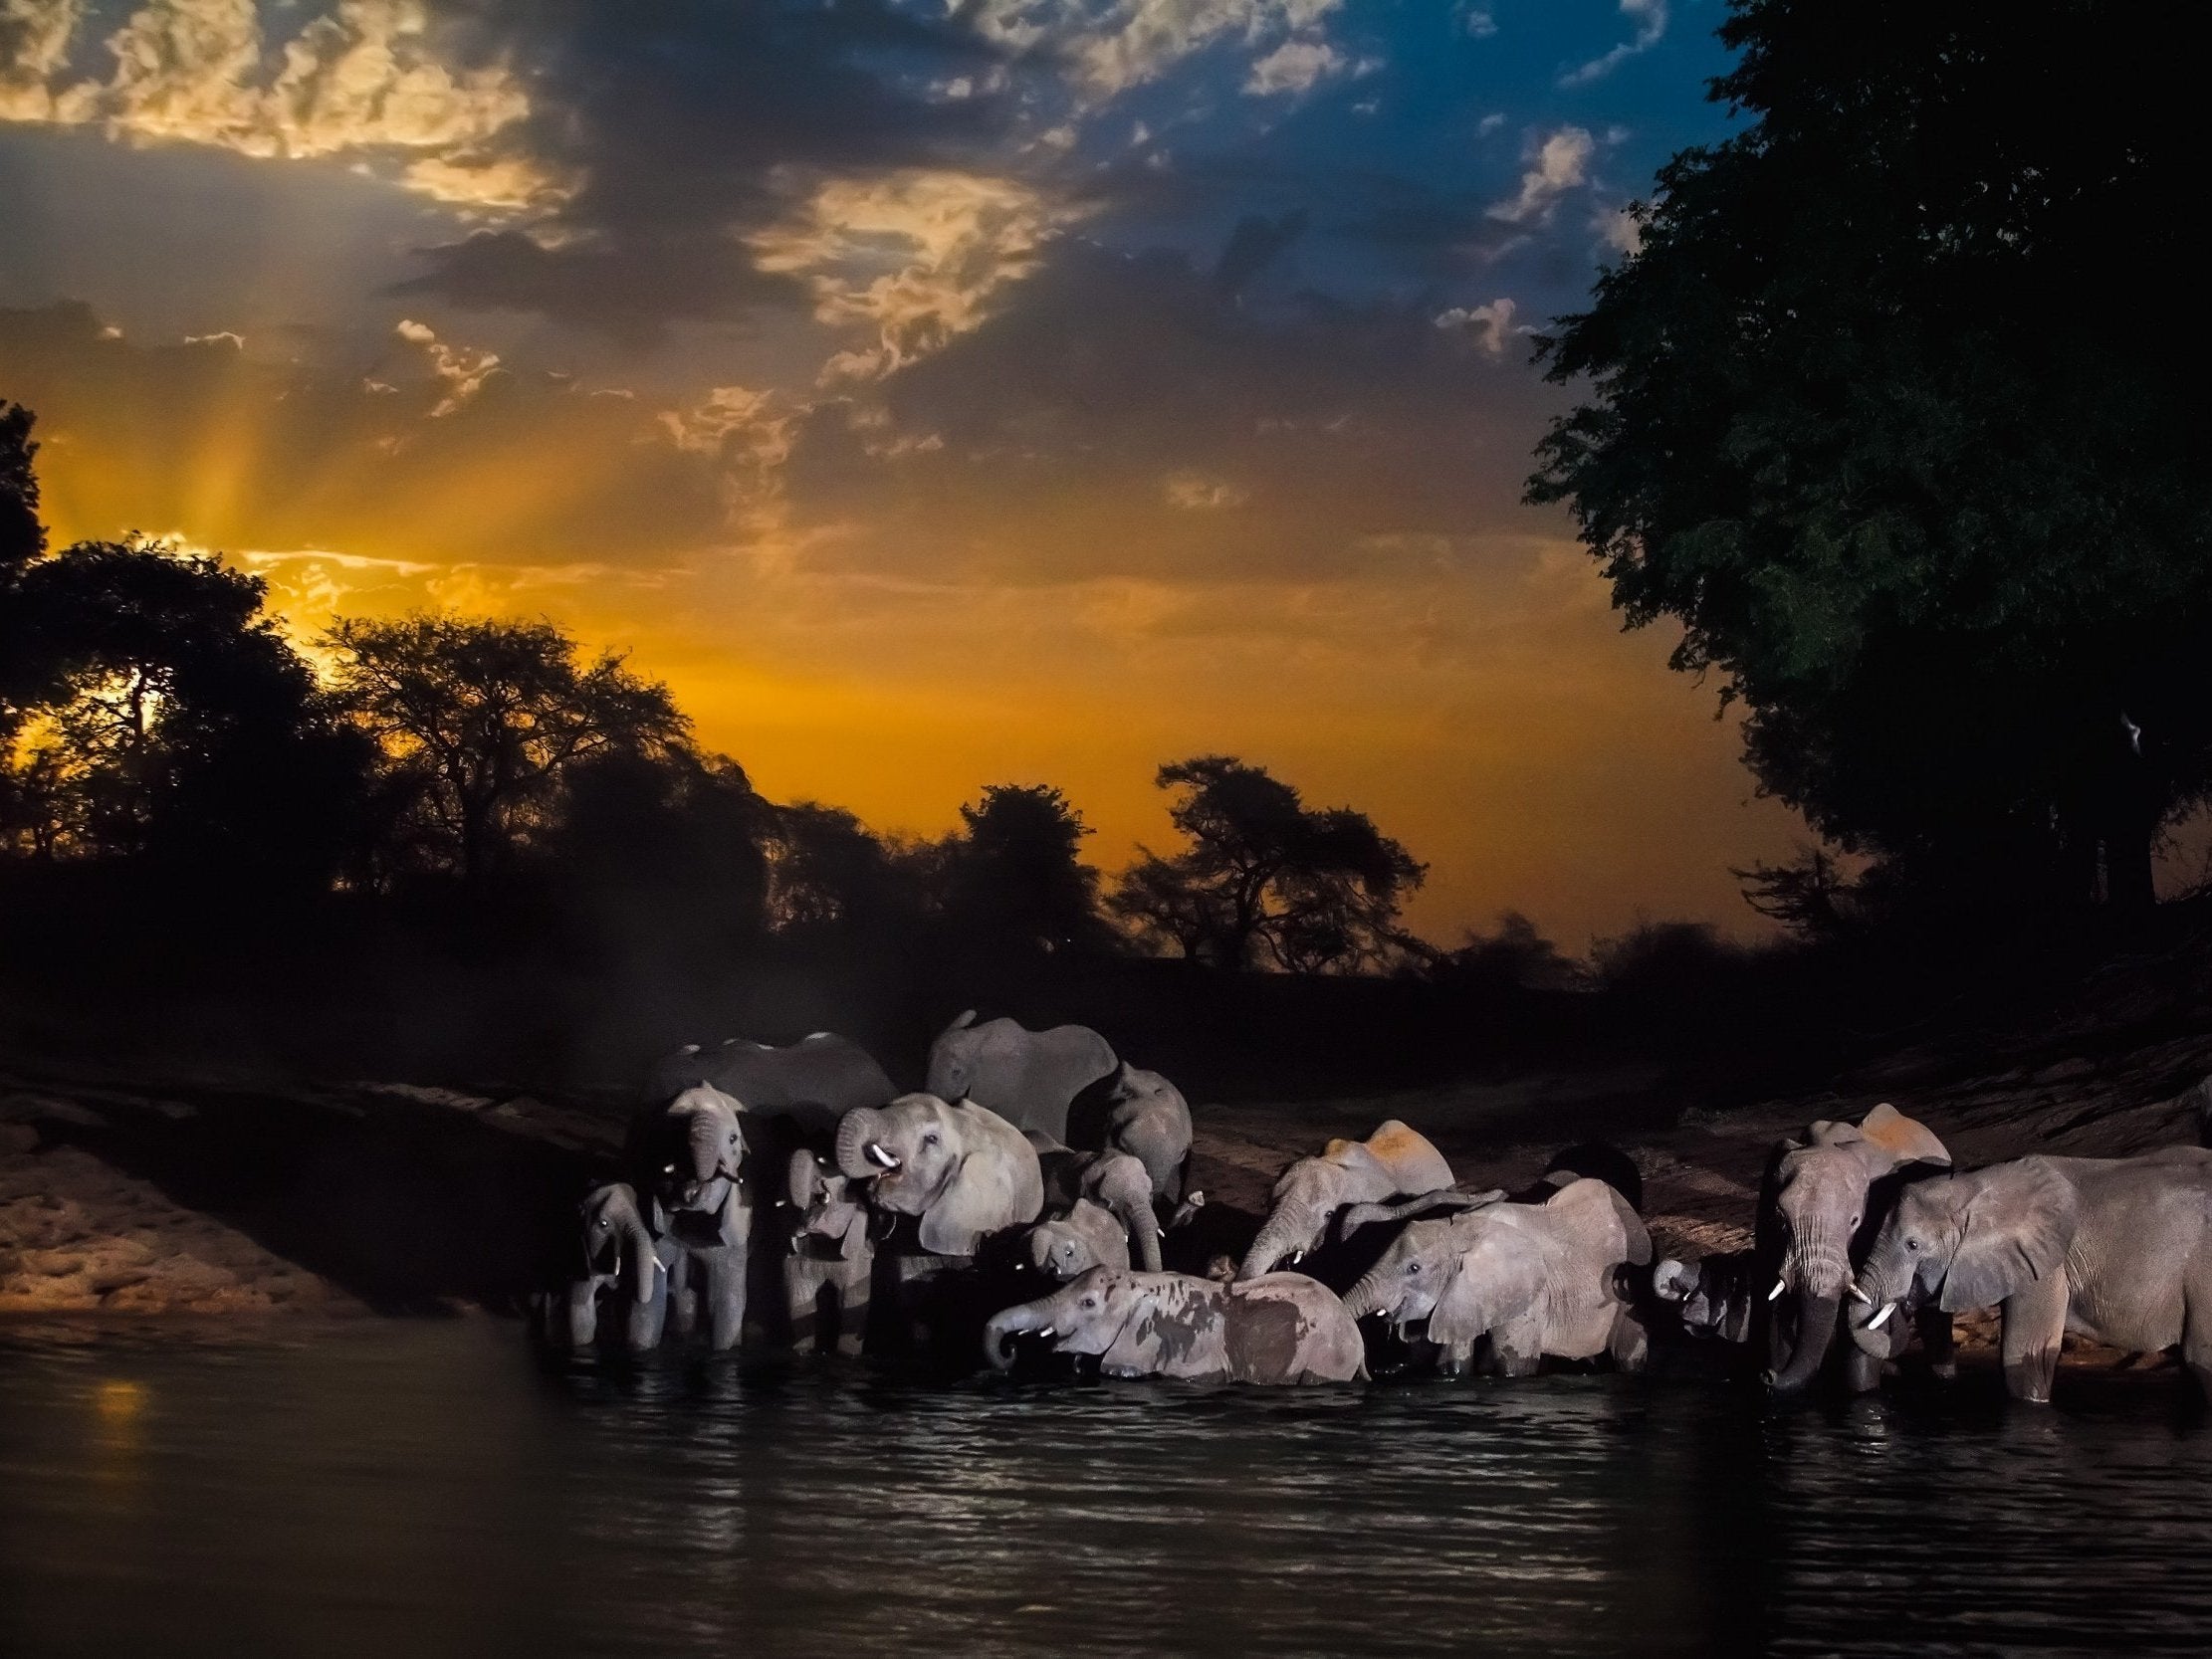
[1110, 755, 1426, 971]
[940, 783, 1110, 956]
[325, 614, 685, 882]
[1529, 0, 2212, 918]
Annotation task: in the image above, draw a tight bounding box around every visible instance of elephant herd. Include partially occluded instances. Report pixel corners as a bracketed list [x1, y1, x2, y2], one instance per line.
[553, 1018, 2212, 1405]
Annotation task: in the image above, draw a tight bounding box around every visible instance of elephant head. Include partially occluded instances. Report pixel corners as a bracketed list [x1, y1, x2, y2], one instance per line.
[1762, 1102, 1950, 1393]
[984, 1267, 1225, 1377]
[1851, 1157, 2080, 1352]
[1025, 1198, 1132, 1279]
[1076, 1149, 1163, 1273]
[644, 1085, 749, 1247]
[1340, 1212, 1476, 1330]
[834, 1092, 1045, 1256]
[1239, 1121, 1454, 1279]
[580, 1182, 659, 1295]
[785, 1148, 870, 1262]
[1654, 1252, 1752, 1343]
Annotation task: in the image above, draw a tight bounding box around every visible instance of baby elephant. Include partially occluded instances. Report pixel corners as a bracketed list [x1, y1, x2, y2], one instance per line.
[783, 1149, 872, 1355]
[556, 1182, 664, 1348]
[985, 1266, 1368, 1383]
[1653, 1252, 1755, 1346]
[1025, 1198, 1133, 1280]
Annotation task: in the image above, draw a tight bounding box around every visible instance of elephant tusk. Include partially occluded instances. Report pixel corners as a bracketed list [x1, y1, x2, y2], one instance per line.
[1868, 1302, 1895, 1331]
[664, 1163, 677, 1175]
[1289, 1249, 1304, 1265]
[865, 1142, 901, 1170]
[1848, 1284, 1874, 1307]
[1038, 1326, 1055, 1339]
[1768, 1277, 1787, 1302]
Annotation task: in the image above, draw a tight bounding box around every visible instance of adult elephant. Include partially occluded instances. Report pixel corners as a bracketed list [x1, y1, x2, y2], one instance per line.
[1342, 1178, 1653, 1376]
[1759, 1102, 1953, 1396]
[1093, 1064, 1195, 1202]
[836, 1093, 1045, 1257]
[1851, 1145, 2212, 1403]
[633, 1085, 751, 1351]
[985, 1266, 1367, 1383]
[649, 1031, 896, 1137]
[1239, 1121, 1454, 1280]
[925, 1011, 1116, 1143]
[553, 1182, 665, 1348]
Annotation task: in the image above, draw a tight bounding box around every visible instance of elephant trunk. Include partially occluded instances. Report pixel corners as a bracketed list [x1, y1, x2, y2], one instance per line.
[1131, 1205, 1163, 1274]
[835, 1108, 892, 1180]
[1850, 1249, 1910, 1355]
[984, 1300, 1052, 1370]
[1239, 1197, 1319, 1280]
[686, 1113, 728, 1187]
[624, 1223, 659, 1299]
[1766, 1289, 1843, 1394]
[1341, 1270, 1385, 1323]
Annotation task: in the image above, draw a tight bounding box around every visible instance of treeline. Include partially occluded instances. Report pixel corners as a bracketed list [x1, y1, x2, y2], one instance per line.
[2, 401, 1497, 1087]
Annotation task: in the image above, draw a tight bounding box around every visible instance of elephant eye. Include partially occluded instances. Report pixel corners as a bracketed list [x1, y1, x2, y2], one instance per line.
[1082, 1297, 1099, 1310]
[923, 1132, 941, 1147]
[1405, 1262, 1421, 1276]
[1904, 1237, 1920, 1252]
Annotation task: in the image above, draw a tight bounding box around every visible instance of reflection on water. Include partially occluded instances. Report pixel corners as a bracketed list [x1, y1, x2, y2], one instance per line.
[2, 1321, 2209, 1658]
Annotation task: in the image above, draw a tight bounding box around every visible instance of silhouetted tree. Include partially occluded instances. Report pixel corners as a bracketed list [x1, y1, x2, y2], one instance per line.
[766, 801, 928, 939]
[0, 401, 39, 579]
[325, 614, 685, 882]
[1530, 0, 2212, 920]
[940, 782, 1110, 956]
[0, 537, 364, 880]
[1442, 912, 1586, 993]
[1110, 755, 1426, 971]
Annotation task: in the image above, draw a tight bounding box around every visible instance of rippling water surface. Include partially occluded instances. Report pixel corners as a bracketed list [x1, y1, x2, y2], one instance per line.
[3, 1320, 2209, 1657]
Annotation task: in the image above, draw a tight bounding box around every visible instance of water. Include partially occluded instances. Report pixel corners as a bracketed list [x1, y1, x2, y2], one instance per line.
[2, 1321, 2209, 1658]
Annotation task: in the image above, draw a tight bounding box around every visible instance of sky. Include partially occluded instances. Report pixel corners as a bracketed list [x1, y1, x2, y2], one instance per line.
[0, 0, 1809, 949]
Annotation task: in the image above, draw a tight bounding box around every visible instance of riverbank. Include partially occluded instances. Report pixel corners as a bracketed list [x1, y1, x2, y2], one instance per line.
[7, 937, 2211, 1358]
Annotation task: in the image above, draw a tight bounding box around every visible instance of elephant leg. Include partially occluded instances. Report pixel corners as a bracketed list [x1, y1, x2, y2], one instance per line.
[781, 1256, 821, 1351]
[627, 1263, 669, 1351]
[564, 1279, 600, 1348]
[1437, 1339, 1476, 1377]
[1608, 1309, 1650, 1374]
[669, 1251, 699, 1339]
[1841, 1340, 1884, 1394]
[1999, 1276, 2070, 1404]
[1916, 1306, 1957, 1381]
[1488, 1347, 1542, 1378]
[834, 1265, 870, 1357]
[705, 1248, 747, 1353]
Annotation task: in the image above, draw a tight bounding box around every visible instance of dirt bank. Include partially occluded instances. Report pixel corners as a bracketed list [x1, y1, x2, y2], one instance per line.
[7, 939, 2212, 1362]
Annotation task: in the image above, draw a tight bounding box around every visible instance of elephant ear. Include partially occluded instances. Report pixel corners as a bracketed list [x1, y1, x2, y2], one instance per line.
[1429, 1227, 1545, 1350]
[919, 1107, 1044, 1256]
[1939, 1159, 2077, 1313]
[1805, 1118, 1863, 1149]
[946, 1008, 979, 1033]
[1321, 1139, 1389, 1186]
[1857, 1102, 1951, 1169]
[1543, 1176, 1651, 1268]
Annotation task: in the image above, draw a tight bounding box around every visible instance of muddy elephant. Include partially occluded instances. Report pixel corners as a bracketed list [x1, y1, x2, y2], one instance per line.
[1239, 1121, 1455, 1280]
[648, 1031, 896, 1138]
[1093, 1064, 1194, 1201]
[985, 1266, 1368, 1383]
[1851, 1145, 2212, 1402]
[1342, 1178, 1653, 1376]
[633, 1085, 751, 1351]
[782, 1149, 872, 1355]
[1034, 1141, 1164, 1272]
[555, 1182, 667, 1348]
[1760, 1102, 1953, 1395]
[1025, 1198, 1132, 1280]
[925, 1011, 1116, 1142]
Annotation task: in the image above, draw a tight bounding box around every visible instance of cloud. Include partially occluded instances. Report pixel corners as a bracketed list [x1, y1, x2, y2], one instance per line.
[1558, 0, 1666, 88]
[749, 168, 1076, 382]
[0, 0, 559, 211]
[1487, 125, 1594, 224]
[1434, 297, 1517, 357]
[1163, 470, 1248, 510]
[969, 0, 1351, 104]
[1476, 111, 1507, 137]
[1457, 5, 1497, 38]
[1243, 39, 1348, 98]
[393, 315, 500, 416]
[1593, 201, 1643, 257]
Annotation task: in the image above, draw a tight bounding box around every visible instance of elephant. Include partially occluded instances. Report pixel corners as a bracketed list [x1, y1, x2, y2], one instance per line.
[1850, 1145, 2212, 1403]
[1093, 1063, 1195, 1201]
[1033, 1141, 1164, 1272]
[1239, 1121, 1455, 1280]
[1653, 1251, 1756, 1346]
[984, 1266, 1368, 1383]
[632, 1084, 752, 1351]
[1025, 1198, 1132, 1280]
[555, 1182, 667, 1348]
[1341, 1178, 1654, 1376]
[782, 1149, 872, 1355]
[835, 1093, 1045, 1257]
[647, 1031, 897, 1138]
[1759, 1102, 1954, 1395]
[925, 1010, 1117, 1142]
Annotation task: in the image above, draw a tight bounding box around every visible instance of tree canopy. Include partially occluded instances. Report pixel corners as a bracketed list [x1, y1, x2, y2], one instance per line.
[940, 783, 1109, 957]
[1110, 755, 1426, 971]
[1529, 0, 2212, 916]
